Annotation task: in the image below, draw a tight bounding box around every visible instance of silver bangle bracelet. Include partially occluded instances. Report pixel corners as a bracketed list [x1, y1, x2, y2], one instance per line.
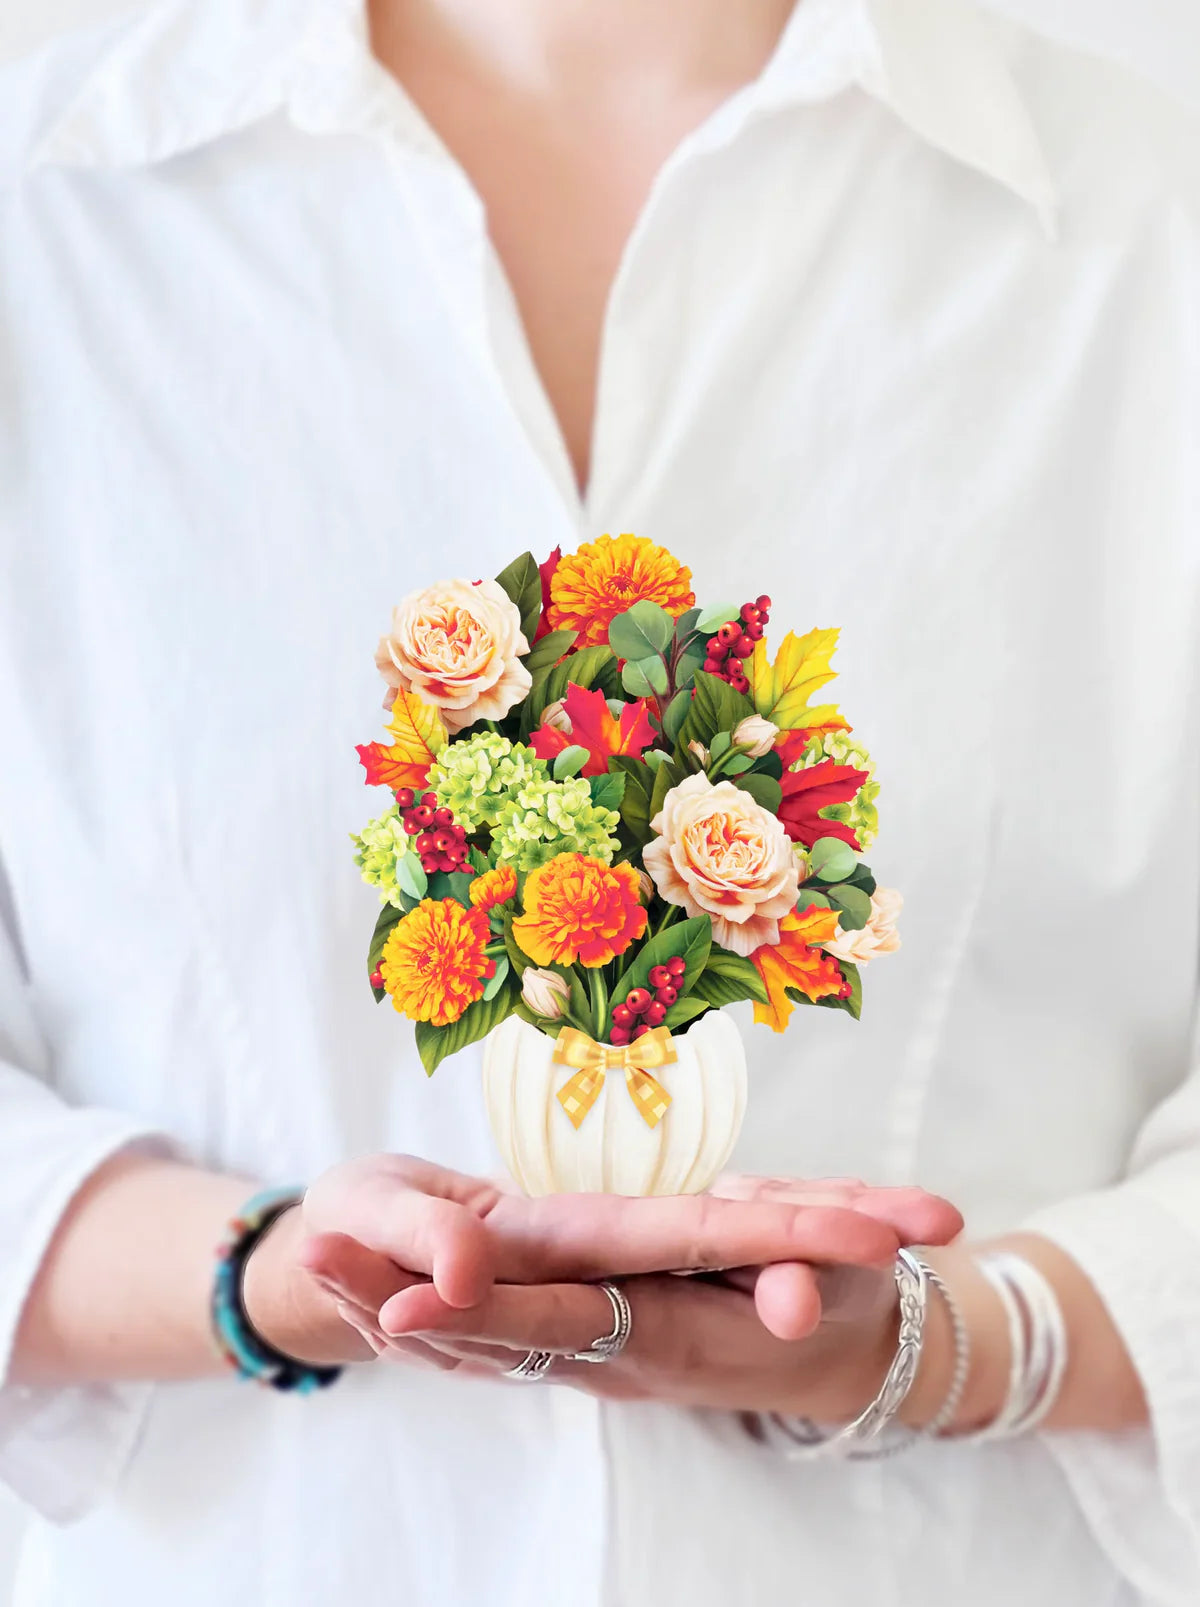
[922, 1262, 971, 1437]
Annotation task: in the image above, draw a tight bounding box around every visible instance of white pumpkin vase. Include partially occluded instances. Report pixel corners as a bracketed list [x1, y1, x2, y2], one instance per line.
[481, 1009, 747, 1197]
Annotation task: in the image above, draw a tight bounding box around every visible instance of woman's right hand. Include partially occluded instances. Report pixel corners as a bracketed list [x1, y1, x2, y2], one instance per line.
[242, 1154, 962, 1370]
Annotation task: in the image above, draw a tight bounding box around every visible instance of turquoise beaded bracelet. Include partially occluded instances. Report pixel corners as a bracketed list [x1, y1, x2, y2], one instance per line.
[211, 1186, 342, 1394]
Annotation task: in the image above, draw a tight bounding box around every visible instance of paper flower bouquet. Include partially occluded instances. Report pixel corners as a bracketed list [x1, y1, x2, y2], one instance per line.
[353, 534, 899, 1196]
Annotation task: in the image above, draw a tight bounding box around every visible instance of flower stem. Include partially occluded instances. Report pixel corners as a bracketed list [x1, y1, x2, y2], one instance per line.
[653, 903, 683, 939]
[588, 967, 609, 1041]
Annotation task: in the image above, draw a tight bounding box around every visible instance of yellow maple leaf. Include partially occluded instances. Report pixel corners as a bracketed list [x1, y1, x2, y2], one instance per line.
[751, 906, 845, 1033]
[356, 690, 447, 790]
[747, 627, 846, 732]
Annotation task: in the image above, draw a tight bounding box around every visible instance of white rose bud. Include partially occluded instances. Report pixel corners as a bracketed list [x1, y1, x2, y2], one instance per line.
[688, 740, 711, 766]
[732, 715, 779, 758]
[521, 966, 571, 1020]
[542, 698, 572, 734]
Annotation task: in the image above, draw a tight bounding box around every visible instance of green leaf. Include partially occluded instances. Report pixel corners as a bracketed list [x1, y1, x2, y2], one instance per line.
[674, 650, 704, 691]
[613, 916, 712, 1006]
[840, 860, 877, 897]
[676, 671, 754, 753]
[523, 629, 577, 675]
[754, 750, 783, 780]
[815, 960, 862, 1021]
[663, 996, 710, 1032]
[495, 551, 543, 643]
[710, 731, 732, 759]
[468, 845, 491, 876]
[809, 836, 858, 882]
[699, 948, 770, 1003]
[521, 645, 615, 736]
[731, 772, 782, 812]
[723, 754, 753, 775]
[608, 600, 675, 660]
[693, 970, 764, 1009]
[395, 852, 428, 901]
[826, 884, 872, 931]
[610, 756, 654, 843]
[643, 748, 670, 773]
[483, 954, 510, 1000]
[426, 869, 475, 905]
[367, 903, 403, 998]
[501, 911, 531, 976]
[589, 770, 627, 813]
[414, 979, 518, 1075]
[622, 655, 668, 697]
[696, 601, 740, 631]
[674, 607, 702, 641]
[661, 688, 692, 744]
[649, 755, 683, 822]
[552, 744, 590, 780]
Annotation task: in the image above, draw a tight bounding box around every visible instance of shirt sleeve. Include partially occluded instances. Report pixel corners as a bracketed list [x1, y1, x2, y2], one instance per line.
[1024, 1058, 1200, 1605]
[0, 866, 171, 1524]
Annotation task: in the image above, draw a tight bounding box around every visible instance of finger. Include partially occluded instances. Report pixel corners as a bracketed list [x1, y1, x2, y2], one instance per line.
[710, 1176, 963, 1247]
[487, 1193, 900, 1282]
[380, 1280, 617, 1355]
[307, 1163, 495, 1308]
[752, 1261, 823, 1341]
[299, 1232, 421, 1308]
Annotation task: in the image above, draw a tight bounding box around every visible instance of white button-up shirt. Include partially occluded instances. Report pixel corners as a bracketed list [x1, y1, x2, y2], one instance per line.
[1, 0, 1199, 1602]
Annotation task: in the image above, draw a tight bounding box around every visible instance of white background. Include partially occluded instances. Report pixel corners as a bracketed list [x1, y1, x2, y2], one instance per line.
[0, 0, 1197, 1599]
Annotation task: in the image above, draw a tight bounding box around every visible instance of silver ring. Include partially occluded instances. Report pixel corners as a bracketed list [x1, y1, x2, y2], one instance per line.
[505, 1348, 555, 1382]
[566, 1280, 633, 1364]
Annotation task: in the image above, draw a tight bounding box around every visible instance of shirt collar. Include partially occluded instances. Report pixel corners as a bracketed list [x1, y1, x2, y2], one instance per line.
[31, 0, 1056, 231]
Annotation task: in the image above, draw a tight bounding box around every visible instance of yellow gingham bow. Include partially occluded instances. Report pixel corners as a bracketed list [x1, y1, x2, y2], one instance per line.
[553, 1025, 677, 1130]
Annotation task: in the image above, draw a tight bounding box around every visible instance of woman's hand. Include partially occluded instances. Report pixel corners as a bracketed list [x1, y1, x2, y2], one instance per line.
[244, 1158, 962, 1374]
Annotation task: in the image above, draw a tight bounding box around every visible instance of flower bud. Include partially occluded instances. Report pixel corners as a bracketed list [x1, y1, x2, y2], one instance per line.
[542, 699, 572, 735]
[732, 714, 779, 758]
[688, 740, 711, 766]
[635, 868, 655, 903]
[521, 966, 571, 1020]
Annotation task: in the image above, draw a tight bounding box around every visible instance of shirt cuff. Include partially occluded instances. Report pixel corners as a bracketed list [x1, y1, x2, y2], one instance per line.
[1025, 1185, 1200, 1605]
[0, 1114, 172, 1523]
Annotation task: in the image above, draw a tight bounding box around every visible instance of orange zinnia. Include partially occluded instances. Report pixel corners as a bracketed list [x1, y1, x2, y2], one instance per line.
[380, 899, 495, 1025]
[512, 854, 647, 969]
[547, 533, 695, 648]
[750, 905, 846, 1032]
[468, 864, 518, 913]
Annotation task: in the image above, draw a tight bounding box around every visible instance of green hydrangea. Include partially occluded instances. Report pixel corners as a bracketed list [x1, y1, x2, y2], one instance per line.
[351, 804, 413, 908]
[428, 732, 547, 831]
[492, 774, 621, 871]
[797, 731, 881, 852]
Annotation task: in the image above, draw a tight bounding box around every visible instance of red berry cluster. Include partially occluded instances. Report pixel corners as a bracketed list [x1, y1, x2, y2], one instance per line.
[701, 596, 772, 695]
[609, 956, 687, 1045]
[394, 787, 469, 876]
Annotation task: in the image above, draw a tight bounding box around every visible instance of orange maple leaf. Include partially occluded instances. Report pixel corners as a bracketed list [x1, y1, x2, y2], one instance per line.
[529, 683, 658, 778]
[750, 905, 845, 1033]
[356, 689, 447, 791]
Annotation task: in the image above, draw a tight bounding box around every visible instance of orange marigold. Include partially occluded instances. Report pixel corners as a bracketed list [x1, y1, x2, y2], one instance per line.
[380, 898, 495, 1026]
[547, 533, 695, 648]
[469, 864, 518, 913]
[511, 854, 648, 969]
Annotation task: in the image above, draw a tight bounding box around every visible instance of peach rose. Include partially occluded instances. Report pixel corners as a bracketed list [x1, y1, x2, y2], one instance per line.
[375, 578, 532, 734]
[823, 887, 903, 965]
[644, 773, 800, 957]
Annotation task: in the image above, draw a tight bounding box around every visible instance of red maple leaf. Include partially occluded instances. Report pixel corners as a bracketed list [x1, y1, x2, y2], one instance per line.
[777, 759, 868, 849]
[532, 546, 562, 642]
[529, 682, 658, 777]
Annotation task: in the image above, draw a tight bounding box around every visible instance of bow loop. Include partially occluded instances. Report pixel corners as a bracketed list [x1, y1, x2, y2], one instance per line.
[553, 1025, 677, 1130]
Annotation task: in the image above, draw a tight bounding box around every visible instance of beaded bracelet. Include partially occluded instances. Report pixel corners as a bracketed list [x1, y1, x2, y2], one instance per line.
[211, 1186, 343, 1395]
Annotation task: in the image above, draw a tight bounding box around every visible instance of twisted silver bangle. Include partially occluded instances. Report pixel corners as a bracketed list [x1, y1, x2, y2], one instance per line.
[922, 1262, 971, 1437]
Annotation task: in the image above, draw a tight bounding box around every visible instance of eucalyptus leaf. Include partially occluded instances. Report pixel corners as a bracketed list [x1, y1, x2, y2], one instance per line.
[709, 731, 732, 758]
[695, 601, 740, 632]
[809, 836, 858, 883]
[552, 744, 590, 780]
[622, 655, 668, 697]
[723, 754, 753, 775]
[522, 629, 577, 675]
[673, 650, 704, 691]
[674, 607, 702, 641]
[826, 884, 872, 931]
[643, 748, 669, 772]
[662, 688, 692, 744]
[494, 551, 543, 643]
[414, 979, 518, 1075]
[796, 889, 831, 910]
[608, 600, 675, 660]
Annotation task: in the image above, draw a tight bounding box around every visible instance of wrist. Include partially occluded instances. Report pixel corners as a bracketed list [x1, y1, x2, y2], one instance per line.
[898, 1248, 1009, 1431]
[240, 1205, 374, 1367]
